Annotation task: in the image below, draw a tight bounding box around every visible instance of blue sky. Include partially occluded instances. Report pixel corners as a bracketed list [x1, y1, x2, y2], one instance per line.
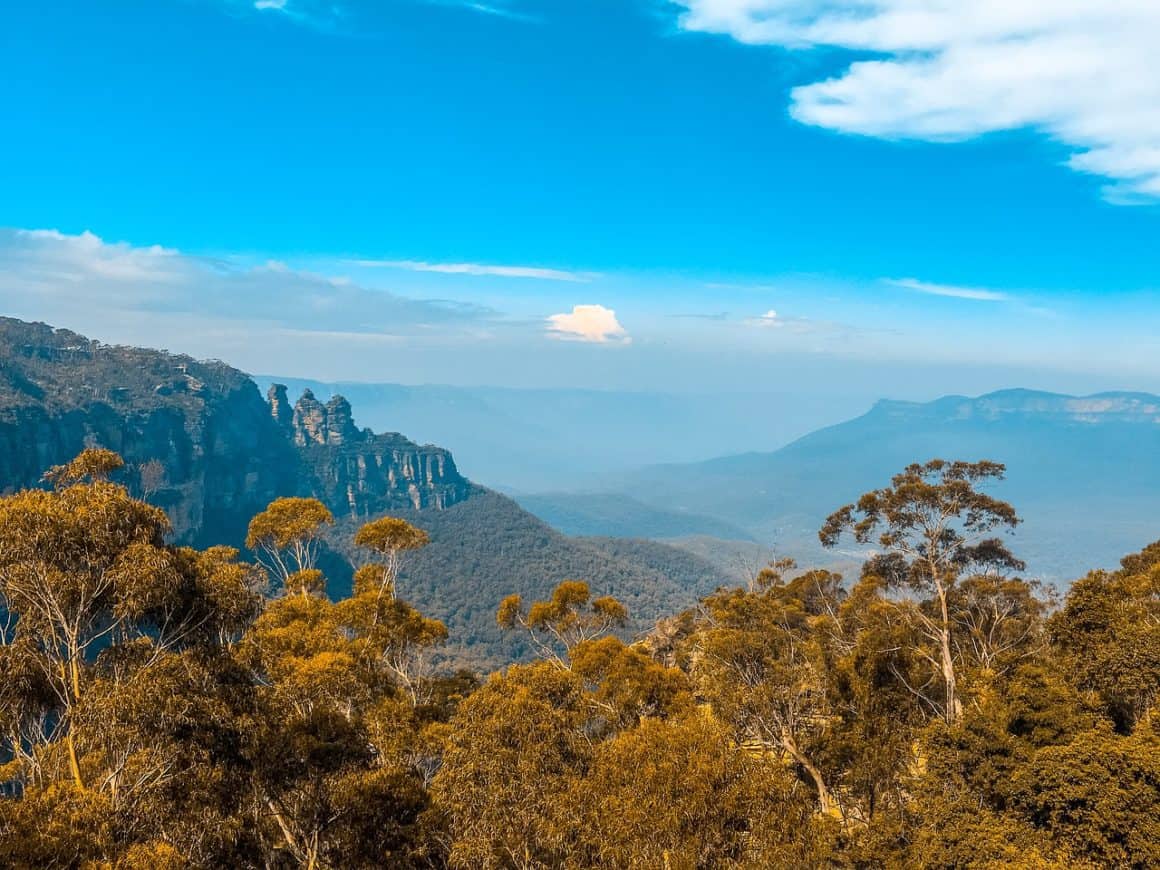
[1, 0, 1159, 401]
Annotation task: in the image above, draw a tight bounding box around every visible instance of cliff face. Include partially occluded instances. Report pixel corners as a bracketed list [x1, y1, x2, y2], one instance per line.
[269, 385, 469, 514]
[0, 318, 470, 544]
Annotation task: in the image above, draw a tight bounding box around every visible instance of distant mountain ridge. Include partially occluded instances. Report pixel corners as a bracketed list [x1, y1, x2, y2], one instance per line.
[551, 389, 1160, 581]
[870, 389, 1160, 424]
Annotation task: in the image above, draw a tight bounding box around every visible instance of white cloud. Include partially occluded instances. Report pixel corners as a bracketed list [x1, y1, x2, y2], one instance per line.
[15, 229, 182, 284]
[672, 1, 1160, 200]
[887, 277, 1010, 302]
[213, 0, 341, 30]
[546, 304, 630, 343]
[0, 228, 495, 339]
[227, 0, 532, 28]
[740, 308, 882, 342]
[465, 2, 522, 18]
[354, 259, 592, 283]
[750, 308, 782, 326]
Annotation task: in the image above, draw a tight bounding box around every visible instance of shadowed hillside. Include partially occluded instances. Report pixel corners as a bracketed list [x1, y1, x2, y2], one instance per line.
[322, 488, 733, 670]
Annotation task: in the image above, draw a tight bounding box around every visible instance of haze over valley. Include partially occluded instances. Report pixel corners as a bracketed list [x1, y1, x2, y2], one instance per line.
[257, 374, 1160, 583]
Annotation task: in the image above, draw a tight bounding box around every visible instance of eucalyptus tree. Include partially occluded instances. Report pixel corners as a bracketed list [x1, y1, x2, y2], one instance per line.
[245, 497, 334, 595]
[820, 459, 1023, 723]
[353, 516, 430, 599]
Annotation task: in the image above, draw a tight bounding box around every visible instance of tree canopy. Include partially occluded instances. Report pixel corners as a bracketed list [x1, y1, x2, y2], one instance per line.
[2, 451, 1157, 868]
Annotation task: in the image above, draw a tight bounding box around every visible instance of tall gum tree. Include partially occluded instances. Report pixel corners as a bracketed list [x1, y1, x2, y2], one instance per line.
[497, 580, 628, 669]
[0, 449, 261, 800]
[245, 497, 334, 595]
[352, 516, 430, 601]
[820, 460, 1023, 724]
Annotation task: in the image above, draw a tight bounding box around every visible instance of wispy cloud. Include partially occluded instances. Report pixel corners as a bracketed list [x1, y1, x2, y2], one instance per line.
[434, 0, 535, 20]
[353, 258, 593, 283]
[671, 1, 1160, 201]
[248, 0, 334, 19]
[0, 228, 496, 339]
[739, 307, 895, 345]
[887, 278, 1010, 303]
[203, 0, 348, 31]
[235, 0, 535, 27]
[546, 304, 631, 344]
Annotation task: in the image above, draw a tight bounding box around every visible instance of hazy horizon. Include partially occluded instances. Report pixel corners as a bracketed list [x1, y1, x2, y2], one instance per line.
[3, 1, 1160, 398]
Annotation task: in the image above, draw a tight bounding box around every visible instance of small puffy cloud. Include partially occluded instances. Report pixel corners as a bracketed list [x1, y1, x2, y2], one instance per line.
[672, 1, 1160, 201]
[752, 309, 782, 326]
[887, 278, 1010, 303]
[254, 0, 287, 9]
[546, 304, 630, 344]
[743, 308, 868, 339]
[742, 309, 785, 328]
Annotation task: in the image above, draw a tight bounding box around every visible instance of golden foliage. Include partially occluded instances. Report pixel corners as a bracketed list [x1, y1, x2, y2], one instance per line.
[1, 450, 1158, 869]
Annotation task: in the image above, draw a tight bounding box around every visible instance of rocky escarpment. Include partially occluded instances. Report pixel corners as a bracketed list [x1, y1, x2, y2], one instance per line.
[0, 318, 470, 544]
[269, 385, 469, 514]
[0, 319, 298, 545]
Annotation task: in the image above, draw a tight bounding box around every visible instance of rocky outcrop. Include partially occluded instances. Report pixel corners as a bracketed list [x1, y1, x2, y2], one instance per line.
[284, 389, 361, 448]
[267, 383, 293, 431]
[273, 385, 469, 514]
[0, 318, 471, 545]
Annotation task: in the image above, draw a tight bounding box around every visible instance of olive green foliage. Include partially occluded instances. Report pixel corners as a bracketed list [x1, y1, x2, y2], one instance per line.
[41, 447, 125, 487]
[2, 452, 1158, 868]
[355, 516, 430, 555]
[1050, 549, 1160, 732]
[0, 453, 446, 868]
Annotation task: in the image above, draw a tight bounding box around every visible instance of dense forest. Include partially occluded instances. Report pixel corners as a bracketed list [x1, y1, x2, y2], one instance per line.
[322, 490, 734, 671]
[1, 451, 1157, 868]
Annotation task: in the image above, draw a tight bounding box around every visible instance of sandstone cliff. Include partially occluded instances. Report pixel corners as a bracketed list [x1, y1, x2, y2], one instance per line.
[270, 384, 469, 514]
[0, 318, 469, 544]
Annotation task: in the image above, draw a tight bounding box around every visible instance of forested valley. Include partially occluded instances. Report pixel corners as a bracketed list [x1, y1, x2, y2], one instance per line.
[1, 450, 1157, 869]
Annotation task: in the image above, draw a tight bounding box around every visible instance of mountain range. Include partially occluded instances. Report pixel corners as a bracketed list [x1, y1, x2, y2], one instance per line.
[526, 390, 1160, 582]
